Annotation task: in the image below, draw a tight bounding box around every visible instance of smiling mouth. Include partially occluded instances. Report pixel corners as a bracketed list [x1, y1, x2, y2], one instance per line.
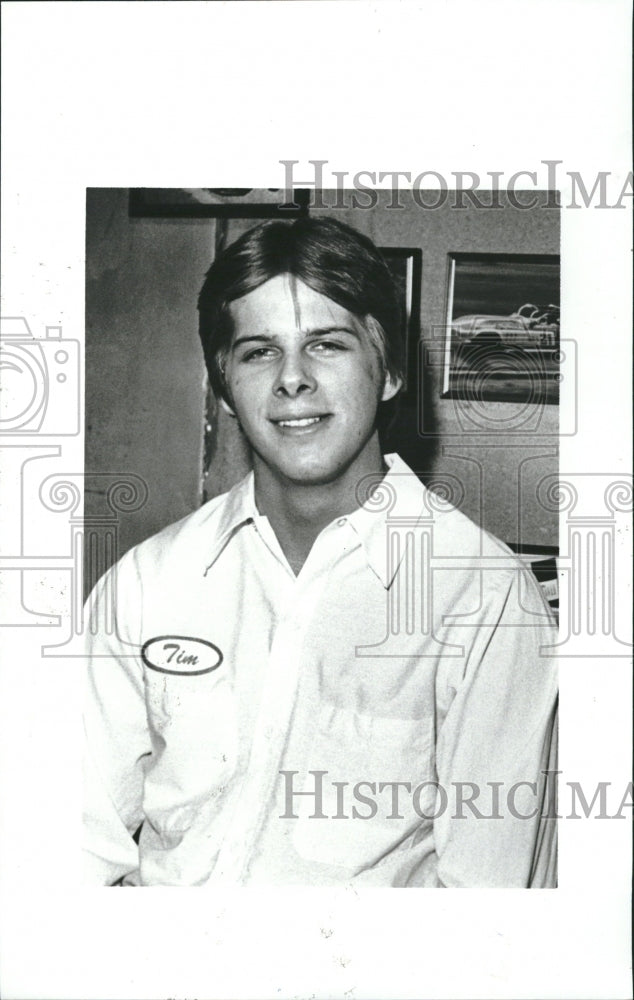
[271, 414, 331, 430]
[276, 416, 323, 427]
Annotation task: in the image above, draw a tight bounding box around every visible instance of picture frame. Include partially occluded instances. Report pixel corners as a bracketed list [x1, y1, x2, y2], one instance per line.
[379, 246, 422, 398]
[129, 187, 310, 219]
[442, 253, 561, 404]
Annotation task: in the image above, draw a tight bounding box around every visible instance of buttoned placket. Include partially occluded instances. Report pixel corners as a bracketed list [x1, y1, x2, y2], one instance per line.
[209, 516, 359, 884]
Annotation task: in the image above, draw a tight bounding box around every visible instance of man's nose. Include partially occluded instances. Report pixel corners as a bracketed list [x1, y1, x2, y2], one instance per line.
[272, 351, 317, 397]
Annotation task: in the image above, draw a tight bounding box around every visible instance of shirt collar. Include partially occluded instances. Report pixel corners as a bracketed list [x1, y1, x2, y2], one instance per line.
[203, 472, 258, 576]
[203, 454, 430, 588]
[346, 453, 429, 588]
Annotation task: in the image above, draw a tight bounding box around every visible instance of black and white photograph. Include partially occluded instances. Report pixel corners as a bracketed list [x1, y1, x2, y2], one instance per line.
[1, 2, 632, 999]
[83, 188, 559, 890]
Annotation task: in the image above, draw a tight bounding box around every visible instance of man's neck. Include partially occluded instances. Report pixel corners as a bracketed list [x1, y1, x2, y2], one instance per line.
[252, 441, 388, 575]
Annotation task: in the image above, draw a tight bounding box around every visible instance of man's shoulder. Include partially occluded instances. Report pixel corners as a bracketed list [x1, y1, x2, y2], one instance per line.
[388, 458, 555, 623]
[117, 477, 251, 578]
[422, 490, 516, 561]
[387, 454, 516, 561]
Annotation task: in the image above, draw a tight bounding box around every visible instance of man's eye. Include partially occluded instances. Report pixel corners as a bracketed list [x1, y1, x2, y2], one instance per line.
[241, 347, 275, 362]
[310, 340, 347, 353]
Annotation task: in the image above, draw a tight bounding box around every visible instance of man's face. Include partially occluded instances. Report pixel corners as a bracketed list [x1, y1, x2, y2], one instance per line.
[222, 274, 400, 487]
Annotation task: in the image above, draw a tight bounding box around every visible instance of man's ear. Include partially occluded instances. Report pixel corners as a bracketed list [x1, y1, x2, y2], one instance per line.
[220, 397, 237, 417]
[381, 372, 403, 402]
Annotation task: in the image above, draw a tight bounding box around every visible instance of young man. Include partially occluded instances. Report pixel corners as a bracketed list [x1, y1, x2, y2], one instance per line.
[83, 217, 558, 887]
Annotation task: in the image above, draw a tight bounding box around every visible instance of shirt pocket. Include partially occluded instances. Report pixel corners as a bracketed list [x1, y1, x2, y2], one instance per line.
[291, 703, 434, 870]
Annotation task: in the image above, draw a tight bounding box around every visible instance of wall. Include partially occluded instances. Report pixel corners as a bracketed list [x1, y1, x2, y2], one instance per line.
[85, 189, 559, 591]
[85, 189, 212, 590]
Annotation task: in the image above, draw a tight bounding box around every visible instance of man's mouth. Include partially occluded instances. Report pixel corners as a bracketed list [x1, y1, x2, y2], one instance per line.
[276, 416, 323, 427]
[270, 414, 331, 431]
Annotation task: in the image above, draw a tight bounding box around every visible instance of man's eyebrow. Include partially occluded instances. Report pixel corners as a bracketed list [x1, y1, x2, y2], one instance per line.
[231, 334, 273, 350]
[231, 326, 360, 350]
[307, 326, 361, 340]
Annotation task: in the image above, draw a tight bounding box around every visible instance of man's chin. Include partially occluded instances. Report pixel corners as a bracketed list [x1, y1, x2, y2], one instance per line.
[251, 434, 382, 490]
[279, 462, 343, 488]
[253, 452, 348, 489]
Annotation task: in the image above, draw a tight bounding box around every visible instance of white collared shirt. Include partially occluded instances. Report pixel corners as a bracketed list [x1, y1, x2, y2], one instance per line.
[83, 454, 558, 887]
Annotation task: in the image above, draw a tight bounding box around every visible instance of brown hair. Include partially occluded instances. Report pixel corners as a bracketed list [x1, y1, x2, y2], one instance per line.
[197, 216, 404, 406]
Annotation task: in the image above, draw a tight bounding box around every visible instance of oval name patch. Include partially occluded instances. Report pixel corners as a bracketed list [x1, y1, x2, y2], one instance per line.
[141, 635, 223, 676]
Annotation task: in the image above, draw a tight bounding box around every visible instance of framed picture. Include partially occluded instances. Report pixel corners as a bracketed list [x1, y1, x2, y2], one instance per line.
[442, 253, 560, 403]
[379, 247, 422, 398]
[129, 187, 310, 219]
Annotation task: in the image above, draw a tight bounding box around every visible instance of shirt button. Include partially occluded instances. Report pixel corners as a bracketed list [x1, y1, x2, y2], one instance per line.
[337, 518, 347, 527]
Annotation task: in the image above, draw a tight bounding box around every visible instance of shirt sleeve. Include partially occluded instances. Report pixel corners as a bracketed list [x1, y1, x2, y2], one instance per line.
[82, 549, 151, 886]
[433, 564, 558, 888]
